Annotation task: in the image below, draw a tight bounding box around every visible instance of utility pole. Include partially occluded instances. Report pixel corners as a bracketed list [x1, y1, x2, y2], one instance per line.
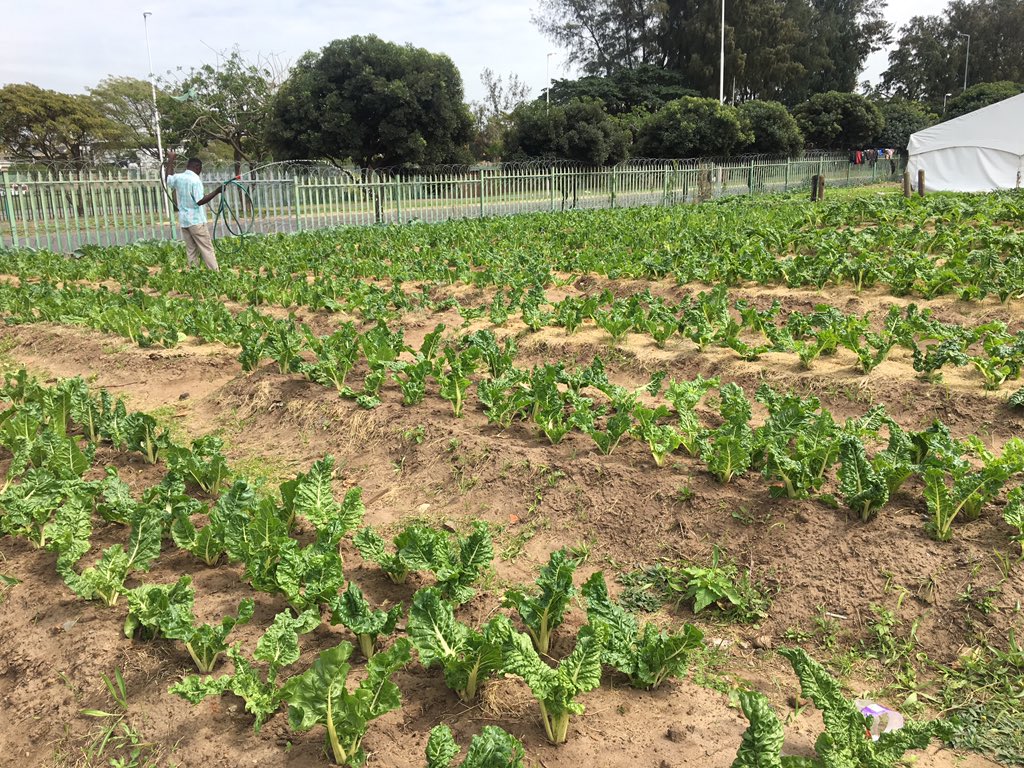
[957, 32, 970, 92]
[719, 0, 726, 103]
[942, 92, 952, 115]
[142, 12, 165, 168]
[546, 52, 555, 111]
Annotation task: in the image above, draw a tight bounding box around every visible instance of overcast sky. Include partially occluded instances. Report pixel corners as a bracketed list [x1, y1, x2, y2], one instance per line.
[2, 0, 953, 103]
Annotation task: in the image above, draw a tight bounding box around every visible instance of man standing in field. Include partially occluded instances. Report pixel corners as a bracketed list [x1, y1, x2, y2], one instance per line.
[163, 151, 225, 271]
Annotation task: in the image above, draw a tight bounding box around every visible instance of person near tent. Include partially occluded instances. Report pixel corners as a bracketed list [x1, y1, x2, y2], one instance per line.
[162, 151, 225, 272]
[885, 148, 896, 176]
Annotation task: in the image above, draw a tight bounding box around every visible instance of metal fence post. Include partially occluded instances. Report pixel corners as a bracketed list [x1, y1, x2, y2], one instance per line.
[549, 167, 555, 211]
[784, 159, 790, 193]
[610, 167, 617, 208]
[0, 165, 18, 247]
[293, 175, 302, 232]
[747, 159, 755, 195]
[478, 169, 485, 218]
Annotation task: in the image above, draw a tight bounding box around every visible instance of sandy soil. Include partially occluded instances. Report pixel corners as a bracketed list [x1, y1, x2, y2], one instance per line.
[0, 282, 1019, 768]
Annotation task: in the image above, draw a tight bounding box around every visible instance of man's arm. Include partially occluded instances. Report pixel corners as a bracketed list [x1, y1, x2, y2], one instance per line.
[163, 151, 176, 184]
[196, 183, 225, 207]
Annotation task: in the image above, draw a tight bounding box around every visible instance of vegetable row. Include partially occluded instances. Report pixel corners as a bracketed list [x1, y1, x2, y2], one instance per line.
[4, 275, 1024, 394]
[0, 372, 952, 768]
[3, 190, 1024, 304]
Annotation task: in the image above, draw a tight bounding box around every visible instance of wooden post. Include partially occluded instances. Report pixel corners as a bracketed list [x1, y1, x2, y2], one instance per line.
[917, 169, 926, 197]
[903, 171, 912, 198]
[817, 175, 825, 201]
[810, 174, 819, 202]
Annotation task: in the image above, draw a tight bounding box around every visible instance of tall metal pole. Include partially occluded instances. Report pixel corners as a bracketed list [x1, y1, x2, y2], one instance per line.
[142, 12, 165, 168]
[959, 32, 970, 92]
[143, 11, 171, 232]
[546, 52, 554, 111]
[719, 0, 726, 103]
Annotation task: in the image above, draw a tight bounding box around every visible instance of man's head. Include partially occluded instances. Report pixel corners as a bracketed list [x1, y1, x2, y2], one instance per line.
[186, 158, 203, 175]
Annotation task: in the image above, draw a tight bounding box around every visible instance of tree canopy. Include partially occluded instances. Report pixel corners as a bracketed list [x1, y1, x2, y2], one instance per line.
[547, 65, 698, 114]
[874, 100, 937, 150]
[0, 83, 119, 167]
[736, 100, 804, 156]
[634, 97, 752, 158]
[504, 99, 630, 165]
[793, 91, 884, 149]
[881, 0, 1024, 109]
[266, 35, 473, 170]
[159, 49, 279, 174]
[944, 80, 1023, 119]
[534, 0, 892, 104]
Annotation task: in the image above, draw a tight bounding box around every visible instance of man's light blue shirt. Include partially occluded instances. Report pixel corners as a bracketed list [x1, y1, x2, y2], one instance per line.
[166, 170, 208, 228]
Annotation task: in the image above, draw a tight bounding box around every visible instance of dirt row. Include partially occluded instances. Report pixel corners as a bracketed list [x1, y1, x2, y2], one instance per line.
[0, 313, 1016, 768]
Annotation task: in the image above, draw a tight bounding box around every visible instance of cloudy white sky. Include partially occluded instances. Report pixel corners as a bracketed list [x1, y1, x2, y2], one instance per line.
[2, 0, 952, 102]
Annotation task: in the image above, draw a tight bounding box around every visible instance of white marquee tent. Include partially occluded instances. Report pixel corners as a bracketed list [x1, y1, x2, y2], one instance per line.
[907, 93, 1024, 192]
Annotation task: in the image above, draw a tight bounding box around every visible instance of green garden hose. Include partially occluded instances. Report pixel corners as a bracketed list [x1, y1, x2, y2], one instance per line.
[211, 178, 256, 252]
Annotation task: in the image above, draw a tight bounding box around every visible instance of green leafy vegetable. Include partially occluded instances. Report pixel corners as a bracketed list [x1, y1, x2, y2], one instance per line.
[281, 637, 411, 766]
[329, 581, 402, 660]
[407, 587, 503, 703]
[503, 547, 579, 655]
[425, 724, 525, 768]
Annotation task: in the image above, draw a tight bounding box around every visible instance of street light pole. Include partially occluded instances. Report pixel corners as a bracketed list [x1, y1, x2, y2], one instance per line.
[546, 52, 555, 111]
[142, 12, 165, 168]
[719, 0, 726, 103]
[958, 32, 970, 92]
[942, 92, 952, 115]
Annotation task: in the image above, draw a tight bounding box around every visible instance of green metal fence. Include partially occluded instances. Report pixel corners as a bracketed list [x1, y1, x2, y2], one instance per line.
[0, 154, 901, 252]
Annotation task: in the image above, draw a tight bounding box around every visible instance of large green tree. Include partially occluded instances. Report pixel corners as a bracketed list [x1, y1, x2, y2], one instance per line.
[737, 100, 804, 155]
[882, 0, 1024, 108]
[159, 49, 278, 174]
[87, 76, 170, 161]
[0, 83, 119, 167]
[266, 35, 473, 170]
[547, 64, 698, 113]
[535, 0, 891, 104]
[944, 80, 1023, 119]
[470, 69, 531, 160]
[533, 0, 665, 76]
[874, 100, 937, 150]
[793, 91, 884, 148]
[504, 99, 630, 164]
[634, 96, 752, 157]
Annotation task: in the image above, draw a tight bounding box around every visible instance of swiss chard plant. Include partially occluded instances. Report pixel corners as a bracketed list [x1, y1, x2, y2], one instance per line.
[329, 581, 403, 660]
[494, 616, 604, 745]
[503, 547, 579, 655]
[1005, 486, 1024, 556]
[581, 571, 703, 689]
[778, 647, 949, 768]
[408, 587, 504, 703]
[731, 689, 818, 768]
[281, 637, 412, 766]
[921, 437, 1023, 542]
[166, 435, 230, 494]
[701, 383, 754, 483]
[425, 724, 525, 768]
[171, 608, 321, 731]
[59, 507, 164, 606]
[431, 521, 495, 604]
[279, 455, 364, 543]
[353, 523, 449, 585]
[124, 575, 255, 672]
